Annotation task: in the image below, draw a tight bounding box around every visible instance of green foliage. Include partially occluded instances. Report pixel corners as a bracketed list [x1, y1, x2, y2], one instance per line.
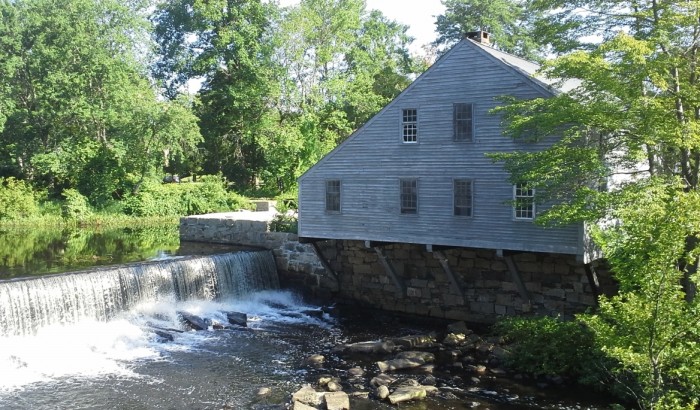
[494, 316, 603, 381]
[269, 192, 298, 233]
[577, 181, 700, 409]
[61, 189, 92, 220]
[0, 177, 39, 220]
[122, 176, 251, 217]
[492, 1, 700, 408]
[433, 0, 543, 60]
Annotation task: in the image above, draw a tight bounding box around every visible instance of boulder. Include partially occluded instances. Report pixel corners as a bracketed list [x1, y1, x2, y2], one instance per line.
[342, 340, 395, 355]
[376, 385, 390, 399]
[177, 312, 208, 331]
[324, 391, 350, 410]
[347, 366, 365, 377]
[377, 351, 435, 373]
[153, 329, 173, 342]
[370, 374, 396, 387]
[326, 381, 342, 392]
[304, 354, 325, 366]
[226, 312, 248, 327]
[447, 321, 472, 335]
[391, 334, 436, 348]
[292, 385, 324, 407]
[387, 386, 438, 404]
[293, 402, 317, 410]
[317, 375, 337, 387]
[443, 333, 467, 346]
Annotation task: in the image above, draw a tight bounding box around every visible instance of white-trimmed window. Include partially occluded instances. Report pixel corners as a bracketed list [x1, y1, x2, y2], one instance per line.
[453, 103, 473, 142]
[325, 180, 341, 212]
[453, 179, 473, 216]
[400, 178, 417, 214]
[402, 108, 417, 143]
[513, 183, 535, 220]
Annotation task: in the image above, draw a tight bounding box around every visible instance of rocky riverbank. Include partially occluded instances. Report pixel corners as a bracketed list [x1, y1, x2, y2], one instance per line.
[281, 319, 579, 409]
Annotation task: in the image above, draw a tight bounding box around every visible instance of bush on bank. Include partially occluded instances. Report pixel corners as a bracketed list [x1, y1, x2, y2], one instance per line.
[0, 175, 253, 226]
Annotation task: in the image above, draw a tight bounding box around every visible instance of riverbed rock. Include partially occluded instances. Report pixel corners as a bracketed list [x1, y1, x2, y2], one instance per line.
[317, 375, 338, 387]
[443, 332, 467, 346]
[226, 312, 248, 327]
[391, 334, 436, 348]
[326, 381, 342, 392]
[177, 312, 208, 331]
[304, 354, 325, 366]
[152, 329, 173, 342]
[387, 385, 438, 404]
[370, 374, 396, 387]
[324, 391, 349, 410]
[293, 402, 317, 410]
[376, 385, 390, 399]
[377, 351, 435, 372]
[347, 366, 364, 377]
[447, 321, 472, 335]
[256, 387, 271, 396]
[292, 385, 324, 407]
[341, 340, 395, 354]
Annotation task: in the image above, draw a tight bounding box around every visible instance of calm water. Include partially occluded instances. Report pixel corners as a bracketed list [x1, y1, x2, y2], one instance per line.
[0, 225, 253, 279]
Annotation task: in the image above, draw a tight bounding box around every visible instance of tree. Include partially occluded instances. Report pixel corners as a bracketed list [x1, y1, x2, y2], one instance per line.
[490, 0, 700, 407]
[433, 0, 541, 59]
[263, 0, 424, 192]
[152, 0, 278, 189]
[0, 0, 199, 203]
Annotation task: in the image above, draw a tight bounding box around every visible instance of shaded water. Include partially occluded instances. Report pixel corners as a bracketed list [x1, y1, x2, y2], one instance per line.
[0, 225, 253, 279]
[0, 225, 180, 279]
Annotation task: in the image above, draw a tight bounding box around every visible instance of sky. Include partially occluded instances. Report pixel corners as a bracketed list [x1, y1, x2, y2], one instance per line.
[277, 0, 446, 54]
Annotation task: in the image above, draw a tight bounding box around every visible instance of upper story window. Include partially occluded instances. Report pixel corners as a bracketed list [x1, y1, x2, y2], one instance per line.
[402, 108, 417, 143]
[453, 103, 473, 142]
[400, 178, 417, 214]
[454, 179, 473, 217]
[513, 182, 535, 220]
[325, 180, 341, 212]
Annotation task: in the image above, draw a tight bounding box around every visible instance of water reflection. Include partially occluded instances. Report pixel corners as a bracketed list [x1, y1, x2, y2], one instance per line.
[0, 225, 181, 279]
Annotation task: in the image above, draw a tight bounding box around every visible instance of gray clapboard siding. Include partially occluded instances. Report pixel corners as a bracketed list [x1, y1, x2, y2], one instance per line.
[298, 38, 583, 256]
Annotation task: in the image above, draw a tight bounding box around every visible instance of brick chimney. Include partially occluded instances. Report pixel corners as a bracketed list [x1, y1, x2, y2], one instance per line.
[466, 31, 491, 46]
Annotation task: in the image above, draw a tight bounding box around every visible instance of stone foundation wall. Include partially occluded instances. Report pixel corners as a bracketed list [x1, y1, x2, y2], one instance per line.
[315, 241, 614, 323]
[179, 213, 614, 323]
[179, 213, 331, 288]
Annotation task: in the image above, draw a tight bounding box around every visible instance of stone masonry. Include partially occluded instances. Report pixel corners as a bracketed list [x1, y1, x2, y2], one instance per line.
[179, 211, 614, 323]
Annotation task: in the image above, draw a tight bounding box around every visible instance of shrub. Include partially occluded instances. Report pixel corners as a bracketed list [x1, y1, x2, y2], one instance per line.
[61, 189, 92, 219]
[122, 176, 251, 217]
[0, 177, 39, 220]
[493, 316, 607, 384]
[269, 192, 298, 233]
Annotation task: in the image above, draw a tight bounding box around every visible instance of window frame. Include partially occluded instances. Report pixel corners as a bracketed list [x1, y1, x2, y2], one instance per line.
[453, 178, 474, 217]
[399, 178, 418, 214]
[453, 103, 474, 142]
[513, 182, 535, 220]
[325, 179, 341, 213]
[401, 108, 418, 143]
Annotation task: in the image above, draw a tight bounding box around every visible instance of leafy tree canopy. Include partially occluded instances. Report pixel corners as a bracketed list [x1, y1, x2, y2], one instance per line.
[433, 0, 543, 60]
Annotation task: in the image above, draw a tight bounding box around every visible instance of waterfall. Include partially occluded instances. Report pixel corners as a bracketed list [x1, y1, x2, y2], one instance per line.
[0, 251, 279, 337]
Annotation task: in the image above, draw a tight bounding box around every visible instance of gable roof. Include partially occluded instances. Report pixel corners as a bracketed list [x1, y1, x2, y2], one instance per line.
[468, 40, 580, 93]
[298, 37, 569, 182]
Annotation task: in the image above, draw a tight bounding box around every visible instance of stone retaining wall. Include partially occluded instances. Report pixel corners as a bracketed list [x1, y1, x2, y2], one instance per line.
[180, 213, 614, 323]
